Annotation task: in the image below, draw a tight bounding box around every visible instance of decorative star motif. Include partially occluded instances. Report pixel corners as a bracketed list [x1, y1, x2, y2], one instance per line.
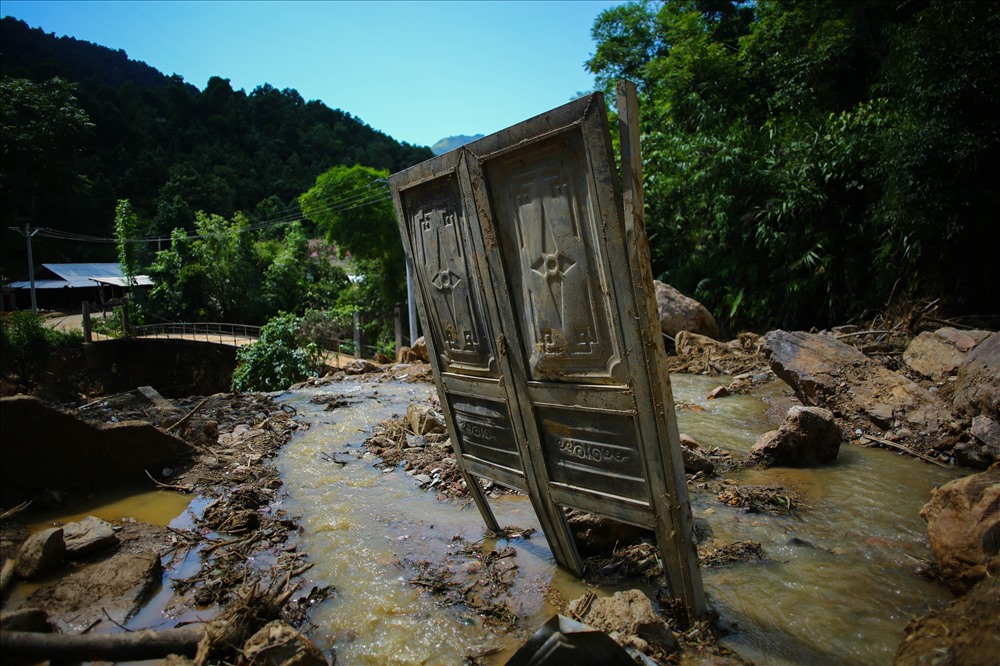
[531, 250, 575, 279]
[431, 268, 461, 291]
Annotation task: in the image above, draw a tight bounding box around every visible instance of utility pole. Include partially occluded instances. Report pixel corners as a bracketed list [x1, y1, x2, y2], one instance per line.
[11, 224, 43, 314]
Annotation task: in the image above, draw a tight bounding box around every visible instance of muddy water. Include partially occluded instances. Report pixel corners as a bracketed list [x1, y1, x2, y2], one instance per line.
[276, 382, 576, 664]
[674, 374, 963, 665]
[278, 376, 963, 665]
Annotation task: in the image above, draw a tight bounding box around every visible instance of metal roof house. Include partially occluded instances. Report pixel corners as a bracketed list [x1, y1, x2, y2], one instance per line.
[2, 263, 152, 311]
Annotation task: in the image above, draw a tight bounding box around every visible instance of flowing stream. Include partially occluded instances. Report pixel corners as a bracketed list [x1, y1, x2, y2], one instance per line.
[275, 375, 964, 665]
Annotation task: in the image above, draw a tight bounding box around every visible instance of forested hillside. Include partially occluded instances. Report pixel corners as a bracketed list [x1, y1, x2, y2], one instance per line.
[0, 17, 432, 278]
[590, 0, 999, 331]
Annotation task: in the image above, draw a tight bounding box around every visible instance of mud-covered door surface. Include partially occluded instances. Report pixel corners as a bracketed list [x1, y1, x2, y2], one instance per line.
[390, 90, 704, 616]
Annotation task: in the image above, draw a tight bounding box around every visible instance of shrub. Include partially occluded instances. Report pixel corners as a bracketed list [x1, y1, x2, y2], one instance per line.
[231, 313, 323, 392]
[1, 311, 83, 381]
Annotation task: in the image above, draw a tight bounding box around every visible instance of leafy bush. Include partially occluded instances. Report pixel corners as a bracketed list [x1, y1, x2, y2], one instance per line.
[1, 310, 83, 381]
[231, 313, 323, 392]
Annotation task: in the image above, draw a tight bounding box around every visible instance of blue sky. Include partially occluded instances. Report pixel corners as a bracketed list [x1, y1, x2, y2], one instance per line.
[2, 0, 622, 147]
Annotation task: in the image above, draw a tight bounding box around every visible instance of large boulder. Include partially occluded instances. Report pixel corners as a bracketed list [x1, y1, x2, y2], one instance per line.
[654, 281, 718, 339]
[762, 330, 957, 456]
[953, 332, 1000, 420]
[902, 327, 992, 381]
[920, 464, 999, 594]
[747, 406, 842, 467]
[894, 577, 1000, 666]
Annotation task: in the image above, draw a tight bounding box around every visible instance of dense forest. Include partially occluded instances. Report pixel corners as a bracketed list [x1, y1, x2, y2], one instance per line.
[0, 17, 431, 283]
[589, 0, 999, 331]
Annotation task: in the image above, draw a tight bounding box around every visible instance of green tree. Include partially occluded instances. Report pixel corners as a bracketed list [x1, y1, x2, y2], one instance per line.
[587, 0, 1000, 332]
[299, 164, 405, 306]
[1, 76, 94, 273]
[114, 199, 141, 286]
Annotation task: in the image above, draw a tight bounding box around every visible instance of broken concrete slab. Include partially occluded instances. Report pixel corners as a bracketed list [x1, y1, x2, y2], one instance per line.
[0, 396, 195, 505]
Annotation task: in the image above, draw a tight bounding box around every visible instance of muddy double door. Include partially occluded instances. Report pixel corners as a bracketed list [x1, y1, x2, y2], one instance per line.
[389, 89, 703, 616]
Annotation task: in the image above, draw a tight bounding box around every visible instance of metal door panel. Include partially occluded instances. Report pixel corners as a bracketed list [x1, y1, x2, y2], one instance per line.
[535, 405, 648, 503]
[401, 171, 495, 376]
[445, 393, 523, 475]
[390, 89, 704, 617]
[484, 133, 623, 384]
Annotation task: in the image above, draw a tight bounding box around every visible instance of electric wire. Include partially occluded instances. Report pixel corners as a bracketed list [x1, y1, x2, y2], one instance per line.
[7, 176, 393, 245]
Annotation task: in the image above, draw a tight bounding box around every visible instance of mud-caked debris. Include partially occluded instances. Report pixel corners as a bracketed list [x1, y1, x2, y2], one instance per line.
[568, 588, 679, 662]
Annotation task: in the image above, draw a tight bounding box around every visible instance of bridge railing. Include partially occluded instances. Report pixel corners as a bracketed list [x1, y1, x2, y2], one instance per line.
[128, 321, 261, 346]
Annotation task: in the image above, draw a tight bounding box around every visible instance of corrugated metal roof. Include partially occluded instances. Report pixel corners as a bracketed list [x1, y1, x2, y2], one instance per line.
[41, 263, 126, 281]
[4, 264, 152, 290]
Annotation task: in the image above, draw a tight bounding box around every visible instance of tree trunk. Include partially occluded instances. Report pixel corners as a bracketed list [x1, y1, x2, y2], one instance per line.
[0, 626, 203, 661]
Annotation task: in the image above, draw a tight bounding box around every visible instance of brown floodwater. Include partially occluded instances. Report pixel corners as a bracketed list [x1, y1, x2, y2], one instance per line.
[275, 375, 964, 665]
[6, 372, 964, 665]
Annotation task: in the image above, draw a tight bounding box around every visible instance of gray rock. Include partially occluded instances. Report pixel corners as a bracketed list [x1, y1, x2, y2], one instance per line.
[953, 332, 1000, 419]
[15, 527, 65, 580]
[654, 281, 718, 339]
[404, 433, 426, 449]
[63, 516, 119, 558]
[748, 406, 842, 467]
[971, 415, 1000, 450]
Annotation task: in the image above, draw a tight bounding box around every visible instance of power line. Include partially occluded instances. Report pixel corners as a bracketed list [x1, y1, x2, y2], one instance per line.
[7, 176, 393, 245]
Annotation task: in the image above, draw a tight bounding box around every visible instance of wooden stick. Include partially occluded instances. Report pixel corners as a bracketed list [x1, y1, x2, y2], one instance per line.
[143, 469, 193, 493]
[0, 560, 15, 600]
[864, 435, 949, 468]
[166, 397, 211, 433]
